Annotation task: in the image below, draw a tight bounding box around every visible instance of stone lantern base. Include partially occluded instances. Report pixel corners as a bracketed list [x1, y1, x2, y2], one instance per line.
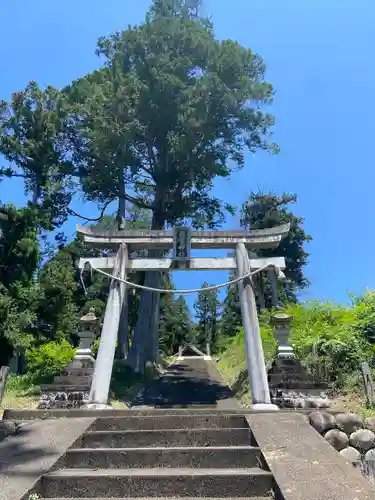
[37, 355, 95, 410]
[268, 357, 331, 409]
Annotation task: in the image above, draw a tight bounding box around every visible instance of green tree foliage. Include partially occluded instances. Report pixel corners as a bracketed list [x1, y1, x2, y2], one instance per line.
[240, 192, 312, 304]
[0, 206, 40, 366]
[220, 271, 242, 339]
[194, 282, 220, 353]
[159, 294, 193, 355]
[0, 82, 72, 231]
[35, 241, 82, 343]
[68, 1, 276, 230]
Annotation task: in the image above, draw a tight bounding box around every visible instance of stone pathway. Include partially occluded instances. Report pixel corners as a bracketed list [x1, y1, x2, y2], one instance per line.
[132, 357, 239, 409]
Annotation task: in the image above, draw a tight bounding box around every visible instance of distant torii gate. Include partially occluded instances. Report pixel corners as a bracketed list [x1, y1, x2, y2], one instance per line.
[77, 224, 290, 410]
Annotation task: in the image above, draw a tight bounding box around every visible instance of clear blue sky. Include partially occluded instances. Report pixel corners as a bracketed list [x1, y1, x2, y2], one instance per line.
[1, 0, 375, 311]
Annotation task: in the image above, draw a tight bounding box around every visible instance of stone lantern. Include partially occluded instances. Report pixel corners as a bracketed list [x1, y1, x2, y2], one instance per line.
[37, 308, 99, 409]
[73, 307, 98, 368]
[268, 312, 331, 409]
[270, 313, 295, 359]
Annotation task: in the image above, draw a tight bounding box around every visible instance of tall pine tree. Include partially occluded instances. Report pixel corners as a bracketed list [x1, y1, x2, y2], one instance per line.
[65, 0, 278, 370]
[240, 191, 311, 304]
[220, 273, 242, 339]
[159, 294, 192, 355]
[194, 282, 220, 354]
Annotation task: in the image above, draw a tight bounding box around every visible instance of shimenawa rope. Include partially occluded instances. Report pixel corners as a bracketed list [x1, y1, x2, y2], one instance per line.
[80, 261, 282, 295]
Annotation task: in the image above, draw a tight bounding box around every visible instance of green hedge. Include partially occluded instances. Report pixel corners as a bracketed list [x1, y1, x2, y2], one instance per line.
[25, 339, 75, 378]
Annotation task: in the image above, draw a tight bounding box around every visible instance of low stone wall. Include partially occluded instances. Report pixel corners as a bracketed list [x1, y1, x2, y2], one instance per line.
[309, 410, 375, 486]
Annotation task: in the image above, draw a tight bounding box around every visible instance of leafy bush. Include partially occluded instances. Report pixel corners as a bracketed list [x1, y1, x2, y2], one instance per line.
[224, 322, 276, 360]
[92, 338, 100, 358]
[219, 299, 373, 391]
[285, 301, 371, 388]
[26, 339, 75, 378]
[353, 291, 375, 344]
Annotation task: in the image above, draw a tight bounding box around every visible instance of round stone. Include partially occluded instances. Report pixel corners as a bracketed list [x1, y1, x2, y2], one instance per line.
[364, 416, 375, 433]
[340, 446, 361, 463]
[324, 429, 349, 451]
[349, 429, 375, 452]
[336, 413, 363, 434]
[364, 448, 375, 461]
[309, 411, 336, 434]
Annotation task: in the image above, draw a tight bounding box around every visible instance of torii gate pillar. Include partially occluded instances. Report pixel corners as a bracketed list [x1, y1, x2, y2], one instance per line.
[236, 243, 279, 410]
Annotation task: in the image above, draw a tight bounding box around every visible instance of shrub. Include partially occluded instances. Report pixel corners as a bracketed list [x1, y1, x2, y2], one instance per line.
[26, 339, 75, 378]
[220, 300, 373, 391]
[285, 301, 372, 388]
[223, 323, 277, 364]
[353, 291, 375, 344]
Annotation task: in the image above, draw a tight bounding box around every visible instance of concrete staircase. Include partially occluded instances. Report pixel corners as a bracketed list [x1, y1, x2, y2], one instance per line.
[34, 412, 276, 499]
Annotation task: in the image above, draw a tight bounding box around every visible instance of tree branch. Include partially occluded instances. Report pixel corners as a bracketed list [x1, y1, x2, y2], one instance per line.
[67, 198, 115, 221]
[124, 193, 154, 210]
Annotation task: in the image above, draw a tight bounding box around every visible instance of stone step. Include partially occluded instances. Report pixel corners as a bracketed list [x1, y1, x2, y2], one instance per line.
[45, 497, 273, 500]
[78, 428, 254, 448]
[2, 408, 308, 421]
[40, 468, 273, 498]
[41, 385, 91, 392]
[62, 446, 263, 469]
[90, 414, 248, 431]
[54, 376, 93, 385]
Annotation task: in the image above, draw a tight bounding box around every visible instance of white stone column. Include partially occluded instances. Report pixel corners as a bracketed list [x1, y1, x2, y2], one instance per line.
[236, 243, 278, 410]
[86, 243, 128, 408]
[271, 313, 295, 359]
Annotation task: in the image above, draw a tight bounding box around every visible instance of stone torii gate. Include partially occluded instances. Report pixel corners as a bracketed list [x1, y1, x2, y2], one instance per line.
[77, 223, 290, 410]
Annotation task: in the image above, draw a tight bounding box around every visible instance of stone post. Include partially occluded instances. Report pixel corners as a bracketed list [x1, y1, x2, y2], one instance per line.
[270, 313, 295, 359]
[236, 243, 278, 410]
[86, 243, 128, 408]
[0, 366, 9, 405]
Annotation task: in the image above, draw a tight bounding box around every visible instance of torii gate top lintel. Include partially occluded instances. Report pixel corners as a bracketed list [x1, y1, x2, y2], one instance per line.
[76, 223, 290, 250]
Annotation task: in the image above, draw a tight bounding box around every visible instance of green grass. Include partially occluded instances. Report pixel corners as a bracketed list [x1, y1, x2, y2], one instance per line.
[1, 358, 166, 415]
[0, 373, 41, 415]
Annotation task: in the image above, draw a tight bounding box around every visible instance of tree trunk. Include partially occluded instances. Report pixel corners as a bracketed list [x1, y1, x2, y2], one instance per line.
[127, 211, 164, 373]
[257, 273, 266, 311]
